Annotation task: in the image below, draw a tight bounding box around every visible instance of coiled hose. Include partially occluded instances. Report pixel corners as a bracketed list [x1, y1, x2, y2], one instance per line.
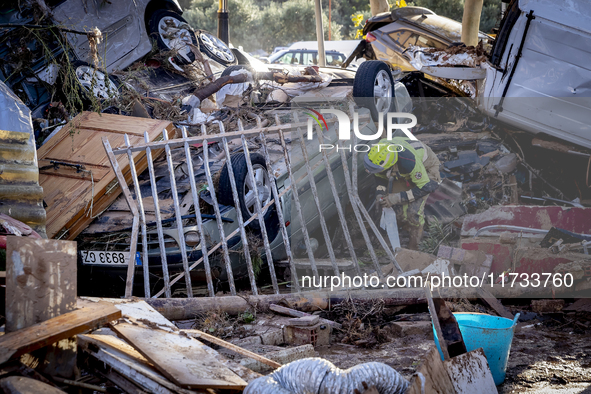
[244, 358, 409, 394]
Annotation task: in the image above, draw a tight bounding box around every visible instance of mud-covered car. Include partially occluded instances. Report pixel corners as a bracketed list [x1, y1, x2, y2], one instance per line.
[0, 0, 236, 124]
[343, 7, 491, 72]
[77, 76, 413, 296]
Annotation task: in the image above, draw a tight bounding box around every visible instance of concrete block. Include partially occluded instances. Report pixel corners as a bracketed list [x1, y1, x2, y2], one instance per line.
[390, 321, 433, 338]
[240, 344, 317, 373]
[287, 315, 319, 326]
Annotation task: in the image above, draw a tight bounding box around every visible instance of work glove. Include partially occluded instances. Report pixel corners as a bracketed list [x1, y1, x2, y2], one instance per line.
[376, 194, 391, 208]
[377, 193, 401, 208]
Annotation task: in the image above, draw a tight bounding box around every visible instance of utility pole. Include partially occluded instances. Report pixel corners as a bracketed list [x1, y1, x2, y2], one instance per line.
[461, 0, 483, 46]
[314, 0, 326, 66]
[218, 0, 229, 45]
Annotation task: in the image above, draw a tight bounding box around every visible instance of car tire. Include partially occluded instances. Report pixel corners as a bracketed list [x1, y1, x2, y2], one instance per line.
[221, 65, 253, 78]
[218, 152, 280, 240]
[148, 10, 198, 65]
[353, 60, 395, 122]
[197, 30, 237, 66]
[60, 61, 119, 107]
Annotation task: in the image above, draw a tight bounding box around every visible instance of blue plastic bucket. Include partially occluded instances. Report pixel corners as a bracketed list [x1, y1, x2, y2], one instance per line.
[432, 312, 520, 385]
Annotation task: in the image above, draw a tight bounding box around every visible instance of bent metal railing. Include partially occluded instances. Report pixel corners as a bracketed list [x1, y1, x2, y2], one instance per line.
[103, 109, 402, 298]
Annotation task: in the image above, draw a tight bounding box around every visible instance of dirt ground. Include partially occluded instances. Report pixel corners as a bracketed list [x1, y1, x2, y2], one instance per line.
[187, 302, 591, 393]
[317, 321, 591, 393]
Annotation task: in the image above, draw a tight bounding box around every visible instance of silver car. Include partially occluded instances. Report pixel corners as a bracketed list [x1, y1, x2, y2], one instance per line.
[52, 0, 236, 71]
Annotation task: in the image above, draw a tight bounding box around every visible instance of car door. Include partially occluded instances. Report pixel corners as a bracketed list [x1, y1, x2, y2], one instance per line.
[52, 0, 142, 70]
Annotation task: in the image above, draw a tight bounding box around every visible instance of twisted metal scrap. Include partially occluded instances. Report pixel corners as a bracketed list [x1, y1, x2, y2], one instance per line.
[244, 358, 409, 394]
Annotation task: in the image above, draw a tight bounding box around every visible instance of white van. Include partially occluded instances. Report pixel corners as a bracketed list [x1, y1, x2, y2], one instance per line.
[477, 0, 591, 149]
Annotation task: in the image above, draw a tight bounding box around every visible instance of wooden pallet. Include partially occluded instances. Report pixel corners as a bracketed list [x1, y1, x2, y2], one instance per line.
[38, 112, 175, 239]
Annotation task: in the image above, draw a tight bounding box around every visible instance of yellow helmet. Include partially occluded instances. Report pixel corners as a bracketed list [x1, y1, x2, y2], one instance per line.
[363, 141, 400, 173]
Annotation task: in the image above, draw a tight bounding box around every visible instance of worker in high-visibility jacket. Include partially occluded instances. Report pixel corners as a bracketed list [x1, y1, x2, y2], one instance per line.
[364, 137, 441, 250]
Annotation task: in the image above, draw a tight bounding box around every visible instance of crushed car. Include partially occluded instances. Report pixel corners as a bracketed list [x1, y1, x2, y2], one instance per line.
[342, 6, 492, 72]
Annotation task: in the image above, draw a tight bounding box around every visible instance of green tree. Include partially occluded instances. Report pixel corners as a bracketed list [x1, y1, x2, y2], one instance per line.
[409, 0, 501, 34]
[184, 0, 343, 53]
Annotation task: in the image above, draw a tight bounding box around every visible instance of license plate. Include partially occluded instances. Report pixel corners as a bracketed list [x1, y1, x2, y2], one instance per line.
[80, 250, 129, 266]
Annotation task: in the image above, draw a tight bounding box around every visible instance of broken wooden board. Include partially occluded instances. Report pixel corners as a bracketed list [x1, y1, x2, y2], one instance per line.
[405, 346, 497, 394]
[5, 237, 77, 332]
[78, 332, 201, 394]
[38, 112, 175, 239]
[5, 237, 78, 377]
[444, 348, 497, 394]
[405, 346, 455, 394]
[81, 299, 261, 383]
[111, 322, 246, 390]
[476, 286, 514, 319]
[0, 302, 120, 365]
[182, 329, 281, 370]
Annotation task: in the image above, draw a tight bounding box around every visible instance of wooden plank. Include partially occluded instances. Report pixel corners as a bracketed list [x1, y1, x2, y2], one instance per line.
[39, 112, 175, 239]
[0, 303, 121, 365]
[5, 237, 77, 332]
[82, 299, 262, 383]
[182, 329, 281, 369]
[79, 333, 195, 394]
[38, 159, 111, 182]
[476, 286, 514, 319]
[425, 284, 450, 360]
[444, 348, 498, 394]
[101, 369, 149, 394]
[111, 322, 247, 390]
[269, 303, 342, 329]
[405, 346, 455, 394]
[5, 237, 78, 376]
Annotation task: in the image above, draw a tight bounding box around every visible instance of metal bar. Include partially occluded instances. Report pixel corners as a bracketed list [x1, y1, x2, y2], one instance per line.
[163, 129, 193, 297]
[218, 122, 258, 296]
[124, 134, 151, 298]
[182, 126, 215, 297]
[239, 122, 279, 294]
[337, 139, 382, 278]
[151, 182, 293, 298]
[294, 119, 340, 277]
[276, 116, 319, 281]
[313, 115, 361, 276]
[144, 131, 172, 298]
[257, 117, 300, 292]
[102, 138, 139, 298]
[202, 125, 237, 296]
[110, 120, 336, 154]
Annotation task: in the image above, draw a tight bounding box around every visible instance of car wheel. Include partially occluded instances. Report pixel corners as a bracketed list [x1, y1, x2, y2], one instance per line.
[73, 63, 119, 100]
[197, 30, 237, 66]
[59, 61, 119, 107]
[218, 152, 280, 239]
[353, 60, 395, 122]
[149, 10, 197, 65]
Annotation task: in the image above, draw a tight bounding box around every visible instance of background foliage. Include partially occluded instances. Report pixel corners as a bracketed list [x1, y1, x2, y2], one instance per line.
[179, 0, 502, 53]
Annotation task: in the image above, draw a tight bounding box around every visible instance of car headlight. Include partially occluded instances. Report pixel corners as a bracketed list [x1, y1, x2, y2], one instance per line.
[185, 231, 201, 247]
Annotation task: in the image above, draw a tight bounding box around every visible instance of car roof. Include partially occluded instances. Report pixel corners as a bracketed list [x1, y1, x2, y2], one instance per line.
[268, 48, 345, 62]
[370, 6, 490, 43]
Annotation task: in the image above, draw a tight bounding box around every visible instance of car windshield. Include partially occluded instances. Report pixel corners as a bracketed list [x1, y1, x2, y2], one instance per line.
[326, 53, 345, 66]
[268, 49, 290, 63]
